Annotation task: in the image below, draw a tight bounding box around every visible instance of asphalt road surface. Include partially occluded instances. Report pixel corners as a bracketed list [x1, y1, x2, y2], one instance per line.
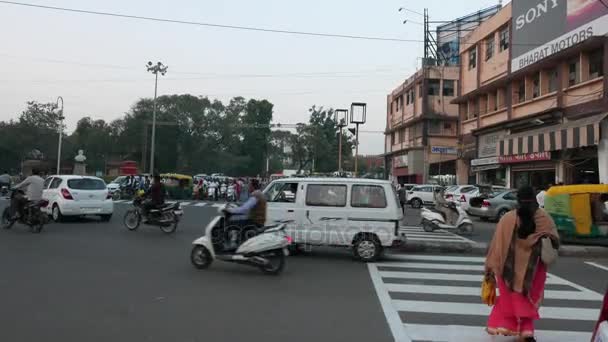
[0, 200, 606, 342]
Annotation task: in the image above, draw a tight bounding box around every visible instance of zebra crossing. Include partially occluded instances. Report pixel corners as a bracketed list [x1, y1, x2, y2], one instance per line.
[400, 226, 475, 245]
[369, 254, 602, 342]
[112, 200, 225, 208]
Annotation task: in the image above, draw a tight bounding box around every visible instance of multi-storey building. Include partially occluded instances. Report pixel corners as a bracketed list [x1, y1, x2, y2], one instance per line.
[385, 66, 460, 185]
[454, 1, 608, 189]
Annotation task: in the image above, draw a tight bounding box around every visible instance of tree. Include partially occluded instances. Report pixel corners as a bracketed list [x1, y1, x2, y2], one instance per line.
[241, 99, 273, 176]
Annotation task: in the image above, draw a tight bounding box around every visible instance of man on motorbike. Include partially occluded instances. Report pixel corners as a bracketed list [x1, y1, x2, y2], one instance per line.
[0, 170, 11, 190]
[142, 174, 165, 219]
[11, 169, 44, 219]
[223, 179, 267, 249]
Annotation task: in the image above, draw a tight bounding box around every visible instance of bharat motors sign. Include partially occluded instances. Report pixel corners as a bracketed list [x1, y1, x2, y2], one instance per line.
[512, 0, 608, 72]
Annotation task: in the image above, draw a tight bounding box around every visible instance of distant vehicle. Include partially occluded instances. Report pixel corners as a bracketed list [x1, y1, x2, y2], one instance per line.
[263, 177, 404, 261]
[1, 189, 49, 233]
[447, 185, 507, 212]
[468, 189, 517, 222]
[123, 196, 183, 234]
[408, 185, 444, 208]
[107, 176, 127, 194]
[42, 175, 113, 222]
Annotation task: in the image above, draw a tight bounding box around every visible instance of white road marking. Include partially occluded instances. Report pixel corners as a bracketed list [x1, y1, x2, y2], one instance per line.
[179, 202, 191, 206]
[403, 323, 592, 342]
[385, 254, 486, 263]
[194, 202, 207, 207]
[585, 261, 608, 272]
[374, 262, 484, 271]
[392, 299, 599, 321]
[399, 226, 476, 244]
[378, 270, 572, 286]
[113, 200, 126, 203]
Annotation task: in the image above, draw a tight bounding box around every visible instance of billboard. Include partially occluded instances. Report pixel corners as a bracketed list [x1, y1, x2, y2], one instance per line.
[512, 0, 608, 72]
[436, 5, 501, 66]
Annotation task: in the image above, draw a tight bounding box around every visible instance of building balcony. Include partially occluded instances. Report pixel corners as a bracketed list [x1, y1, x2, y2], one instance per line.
[563, 77, 603, 107]
[461, 117, 478, 135]
[512, 92, 558, 119]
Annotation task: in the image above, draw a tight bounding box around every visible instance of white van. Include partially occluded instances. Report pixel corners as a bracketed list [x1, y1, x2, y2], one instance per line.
[263, 178, 404, 261]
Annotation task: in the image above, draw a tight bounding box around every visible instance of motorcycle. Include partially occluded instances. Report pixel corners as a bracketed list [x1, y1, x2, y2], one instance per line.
[421, 190, 473, 235]
[190, 204, 292, 275]
[207, 186, 217, 201]
[1, 189, 49, 233]
[219, 184, 227, 199]
[123, 196, 183, 234]
[112, 184, 136, 201]
[226, 185, 236, 202]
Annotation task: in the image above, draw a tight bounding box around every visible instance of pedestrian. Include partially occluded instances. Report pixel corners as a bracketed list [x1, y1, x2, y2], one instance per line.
[397, 184, 407, 215]
[484, 186, 559, 341]
[536, 185, 550, 209]
[144, 176, 151, 191]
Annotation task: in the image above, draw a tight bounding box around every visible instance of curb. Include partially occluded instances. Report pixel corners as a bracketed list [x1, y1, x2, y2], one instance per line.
[397, 241, 608, 257]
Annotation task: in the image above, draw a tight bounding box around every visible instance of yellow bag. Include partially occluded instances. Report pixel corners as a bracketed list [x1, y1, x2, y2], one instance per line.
[481, 274, 496, 306]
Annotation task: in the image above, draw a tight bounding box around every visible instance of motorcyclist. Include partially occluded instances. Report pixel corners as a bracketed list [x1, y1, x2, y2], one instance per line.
[11, 169, 44, 219]
[0, 170, 11, 190]
[433, 187, 458, 225]
[142, 174, 165, 219]
[223, 179, 267, 249]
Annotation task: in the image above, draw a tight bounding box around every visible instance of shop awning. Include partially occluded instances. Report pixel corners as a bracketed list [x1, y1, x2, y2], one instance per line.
[498, 113, 607, 156]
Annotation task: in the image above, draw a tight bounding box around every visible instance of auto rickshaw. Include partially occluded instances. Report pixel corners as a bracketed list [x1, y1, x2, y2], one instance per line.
[544, 184, 608, 242]
[160, 173, 193, 200]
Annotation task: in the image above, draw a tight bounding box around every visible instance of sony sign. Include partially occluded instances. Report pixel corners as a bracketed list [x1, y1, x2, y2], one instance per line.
[515, 0, 559, 31]
[511, 0, 608, 72]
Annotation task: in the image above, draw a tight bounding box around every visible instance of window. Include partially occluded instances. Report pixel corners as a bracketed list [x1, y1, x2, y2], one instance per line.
[351, 185, 387, 208]
[568, 59, 580, 86]
[503, 191, 517, 201]
[517, 80, 525, 103]
[547, 68, 558, 93]
[265, 182, 298, 203]
[43, 177, 53, 189]
[444, 122, 452, 130]
[428, 79, 440, 96]
[406, 92, 410, 105]
[443, 80, 455, 96]
[400, 95, 404, 110]
[50, 178, 62, 189]
[486, 36, 495, 61]
[67, 178, 105, 190]
[391, 132, 395, 145]
[429, 121, 441, 134]
[305, 184, 347, 207]
[418, 84, 423, 97]
[499, 27, 509, 52]
[411, 89, 416, 101]
[589, 50, 604, 79]
[399, 129, 406, 143]
[469, 47, 477, 70]
[532, 73, 540, 98]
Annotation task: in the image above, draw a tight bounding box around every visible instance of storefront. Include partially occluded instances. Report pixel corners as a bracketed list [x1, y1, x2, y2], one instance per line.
[429, 146, 457, 185]
[497, 113, 607, 188]
[472, 131, 506, 186]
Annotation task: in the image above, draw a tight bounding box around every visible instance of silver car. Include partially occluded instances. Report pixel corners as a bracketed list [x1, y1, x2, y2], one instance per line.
[468, 189, 517, 222]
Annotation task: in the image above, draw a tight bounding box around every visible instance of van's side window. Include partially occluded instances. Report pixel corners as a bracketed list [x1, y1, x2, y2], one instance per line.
[267, 182, 298, 203]
[351, 185, 387, 208]
[305, 184, 347, 207]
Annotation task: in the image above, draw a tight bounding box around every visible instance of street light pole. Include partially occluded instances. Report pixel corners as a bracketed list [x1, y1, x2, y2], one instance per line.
[56, 96, 64, 175]
[146, 61, 168, 175]
[334, 109, 349, 173]
[354, 123, 360, 176]
[350, 103, 367, 178]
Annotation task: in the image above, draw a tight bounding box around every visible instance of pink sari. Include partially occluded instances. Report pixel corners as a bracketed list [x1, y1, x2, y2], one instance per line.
[487, 260, 547, 337]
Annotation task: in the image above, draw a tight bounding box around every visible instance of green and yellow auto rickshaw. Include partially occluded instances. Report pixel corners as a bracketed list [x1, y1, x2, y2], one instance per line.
[160, 173, 193, 200]
[544, 184, 608, 242]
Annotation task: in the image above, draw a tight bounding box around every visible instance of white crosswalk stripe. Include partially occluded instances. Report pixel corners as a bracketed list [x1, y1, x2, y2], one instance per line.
[194, 202, 207, 207]
[400, 226, 475, 244]
[111, 200, 225, 208]
[369, 254, 602, 342]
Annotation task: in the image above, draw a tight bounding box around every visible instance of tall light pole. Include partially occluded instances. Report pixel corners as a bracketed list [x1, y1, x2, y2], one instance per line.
[350, 102, 367, 177]
[56, 96, 64, 175]
[146, 61, 168, 175]
[335, 109, 349, 173]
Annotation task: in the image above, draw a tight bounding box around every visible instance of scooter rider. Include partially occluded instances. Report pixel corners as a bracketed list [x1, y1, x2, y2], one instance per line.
[142, 174, 165, 219]
[0, 170, 11, 190]
[11, 169, 44, 219]
[223, 179, 267, 249]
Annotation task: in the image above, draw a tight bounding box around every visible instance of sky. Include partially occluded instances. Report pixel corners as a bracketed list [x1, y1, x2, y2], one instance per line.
[0, 0, 504, 155]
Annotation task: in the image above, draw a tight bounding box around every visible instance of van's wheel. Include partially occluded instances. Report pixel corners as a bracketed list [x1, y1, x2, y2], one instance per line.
[411, 198, 422, 209]
[1, 207, 14, 229]
[353, 234, 382, 262]
[259, 249, 285, 275]
[52, 204, 64, 223]
[190, 245, 213, 269]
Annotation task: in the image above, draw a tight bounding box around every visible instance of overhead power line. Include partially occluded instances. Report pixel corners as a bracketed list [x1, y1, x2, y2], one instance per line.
[0, 0, 418, 43]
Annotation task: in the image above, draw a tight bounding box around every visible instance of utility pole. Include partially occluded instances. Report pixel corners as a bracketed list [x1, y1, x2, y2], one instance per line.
[56, 96, 64, 175]
[146, 61, 168, 175]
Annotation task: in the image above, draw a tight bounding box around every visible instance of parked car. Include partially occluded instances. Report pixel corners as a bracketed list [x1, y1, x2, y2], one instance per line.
[451, 185, 508, 212]
[107, 176, 127, 194]
[468, 189, 517, 222]
[42, 175, 113, 222]
[444, 185, 478, 202]
[263, 177, 404, 261]
[407, 185, 444, 209]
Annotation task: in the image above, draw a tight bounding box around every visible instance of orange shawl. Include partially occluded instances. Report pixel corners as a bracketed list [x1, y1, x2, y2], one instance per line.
[485, 209, 559, 294]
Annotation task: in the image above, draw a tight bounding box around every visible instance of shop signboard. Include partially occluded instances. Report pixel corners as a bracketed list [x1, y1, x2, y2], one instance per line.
[498, 152, 551, 164]
[512, 0, 608, 72]
[478, 131, 505, 158]
[393, 155, 408, 168]
[431, 146, 458, 155]
[471, 164, 502, 172]
[471, 156, 499, 166]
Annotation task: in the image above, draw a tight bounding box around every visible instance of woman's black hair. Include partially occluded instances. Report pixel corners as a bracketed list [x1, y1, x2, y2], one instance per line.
[517, 186, 538, 239]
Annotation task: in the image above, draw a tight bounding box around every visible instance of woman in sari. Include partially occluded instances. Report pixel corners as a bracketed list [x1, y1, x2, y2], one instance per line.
[485, 186, 560, 342]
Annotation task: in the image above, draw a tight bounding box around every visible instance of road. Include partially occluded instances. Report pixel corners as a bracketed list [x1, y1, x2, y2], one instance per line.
[0, 200, 606, 342]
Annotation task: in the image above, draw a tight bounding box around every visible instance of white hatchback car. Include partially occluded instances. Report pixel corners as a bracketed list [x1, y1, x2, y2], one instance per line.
[42, 175, 114, 222]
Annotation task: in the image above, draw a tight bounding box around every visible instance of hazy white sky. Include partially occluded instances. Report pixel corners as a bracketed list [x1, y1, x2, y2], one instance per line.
[0, 0, 503, 155]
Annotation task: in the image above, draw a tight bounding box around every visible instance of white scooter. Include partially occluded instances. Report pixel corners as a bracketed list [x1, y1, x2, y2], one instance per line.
[190, 205, 292, 275]
[207, 185, 217, 201]
[421, 191, 473, 235]
[226, 185, 236, 202]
